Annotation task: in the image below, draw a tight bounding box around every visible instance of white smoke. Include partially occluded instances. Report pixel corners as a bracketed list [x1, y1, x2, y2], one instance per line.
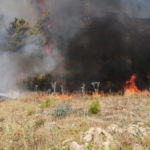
[0, 0, 38, 25]
[0, 35, 57, 92]
[0, 0, 150, 93]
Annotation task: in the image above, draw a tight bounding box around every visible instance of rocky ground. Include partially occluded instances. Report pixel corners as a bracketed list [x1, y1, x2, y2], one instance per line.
[0, 93, 150, 150]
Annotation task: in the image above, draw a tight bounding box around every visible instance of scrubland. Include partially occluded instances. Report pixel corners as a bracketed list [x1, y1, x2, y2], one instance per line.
[0, 92, 150, 150]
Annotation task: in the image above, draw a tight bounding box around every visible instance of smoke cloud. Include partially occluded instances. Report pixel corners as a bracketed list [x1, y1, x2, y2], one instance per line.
[0, 35, 57, 92]
[0, 0, 150, 92]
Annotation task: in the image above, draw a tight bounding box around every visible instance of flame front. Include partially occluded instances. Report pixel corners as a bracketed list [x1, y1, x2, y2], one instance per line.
[124, 75, 149, 95]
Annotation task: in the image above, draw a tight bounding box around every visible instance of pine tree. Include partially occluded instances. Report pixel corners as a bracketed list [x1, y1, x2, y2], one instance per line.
[6, 17, 30, 51]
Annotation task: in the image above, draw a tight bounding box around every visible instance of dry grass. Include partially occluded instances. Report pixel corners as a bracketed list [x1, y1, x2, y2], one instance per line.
[0, 93, 150, 150]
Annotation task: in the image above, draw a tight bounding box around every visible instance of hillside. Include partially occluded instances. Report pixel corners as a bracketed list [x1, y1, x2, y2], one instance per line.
[0, 93, 150, 149]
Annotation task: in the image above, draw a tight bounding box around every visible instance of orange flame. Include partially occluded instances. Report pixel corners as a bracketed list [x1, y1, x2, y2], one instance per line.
[39, 0, 52, 55]
[124, 75, 149, 95]
[37, 93, 74, 99]
[40, 0, 45, 16]
[20, 73, 24, 80]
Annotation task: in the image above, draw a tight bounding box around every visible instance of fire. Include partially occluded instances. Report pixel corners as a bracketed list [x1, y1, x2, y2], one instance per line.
[40, 0, 45, 16]
[124, 75, 149, 95]
[37, 91, 102, 100]
[39, 0, 52, 55]
[20, 73, 24, 80]
[89, 92, 101, 98]
[37, 93, 74, 99]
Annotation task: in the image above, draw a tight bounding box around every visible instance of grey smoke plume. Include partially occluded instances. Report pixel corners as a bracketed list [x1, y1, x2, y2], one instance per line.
[0, 0, 150, 92]
[0, 0, 38, 25]
[0, 35, 57, 92]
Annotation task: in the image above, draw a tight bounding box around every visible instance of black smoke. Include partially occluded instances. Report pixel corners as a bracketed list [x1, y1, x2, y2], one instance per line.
[57, 12, 150, 92]
[1, 0, 150, 92]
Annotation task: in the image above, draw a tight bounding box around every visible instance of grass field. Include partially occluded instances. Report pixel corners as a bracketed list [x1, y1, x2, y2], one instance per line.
[0, 92, 150, 150]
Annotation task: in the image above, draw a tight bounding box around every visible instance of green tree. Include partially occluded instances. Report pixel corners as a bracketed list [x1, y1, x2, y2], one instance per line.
[30, 9, 52, 47]
[6, 17, 30, 51]
[5, 9, 53, 52]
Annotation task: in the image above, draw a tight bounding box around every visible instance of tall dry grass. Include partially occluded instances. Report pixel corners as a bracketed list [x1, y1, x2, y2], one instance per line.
[0, 93, 150, 149]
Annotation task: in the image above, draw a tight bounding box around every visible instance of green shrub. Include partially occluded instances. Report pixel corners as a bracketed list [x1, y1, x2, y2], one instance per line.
[89, 100, 100, 114]
[27, 107, 35, 116]
[52, 104, 72, 119]
[40, 98, 52, 109]
[35, 119, 44, 127]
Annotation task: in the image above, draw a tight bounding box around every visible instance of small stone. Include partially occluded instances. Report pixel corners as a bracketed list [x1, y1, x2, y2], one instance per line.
[0, 118, 4, 122]
[127, 126, 137, 136]
[107, 124, 124, 134]
[107, 124, 118, 133]
[133, 144, 142, 150]
[35, 114, 40, 117]
[69, 142, 81, 150]
[84, 127, 95, 135]
[83, 128, 95, 142]
[83, 133, 93, 143]
[84, 143, 88, 148]
[133, 121, 145, 126]
[101, 130, 113, 141]
[62, 138, 74, 145]
[103, 142, 110, 150]
[96, 127, 102, 134]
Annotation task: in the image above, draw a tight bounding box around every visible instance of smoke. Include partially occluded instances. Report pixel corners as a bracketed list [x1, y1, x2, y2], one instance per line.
[0, 0, 59, 92]
[0, 0, 150, 92]
[0, 0, 39, 25]
[0, 35, 57, 92]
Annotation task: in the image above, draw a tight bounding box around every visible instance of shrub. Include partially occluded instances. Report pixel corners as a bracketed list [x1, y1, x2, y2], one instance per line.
[89, 100, 100, 114]
[27, 107, 35, 116]
[52, 104, 72, 119]
[40, 98, 52, 109]
[35, 119, 44, 127]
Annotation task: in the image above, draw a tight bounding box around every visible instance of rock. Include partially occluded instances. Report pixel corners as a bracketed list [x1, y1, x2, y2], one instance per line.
[83, 132, 93, 143]
[127, 126, 137, 136]
[35, 114, 40, 117]
[107, 124, 118, 133]
[84, 143, 88, 148]
[83, 127, 113, 144]
[0, 117, 5, 122]
[133, 144, 142, 150]
[101, 130, 113, 141]
[97, 127, 102, 134]
[133, 121, 145, 126]
[139, 127, 147, 136]
[69, 142, 83, 150]
[107, 124, 124, 134]
[127, 124, 147, 136]
[62, 138, 74, 145]
[83, 127, 103, 143]
[103, 141, 110, 150]
[83, 128, 95, 142]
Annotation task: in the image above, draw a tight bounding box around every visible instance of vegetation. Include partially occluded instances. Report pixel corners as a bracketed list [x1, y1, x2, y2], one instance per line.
[40, 98, 52, 109]
[6, 17, 30, 51]
[89, 99, 100, 114]
[4, 9, 52, 52]
[27, 107, 35, 116]
[52, 104, 72, 119]
[0, 93, 150, 149]
[35, 119, 44, 127]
